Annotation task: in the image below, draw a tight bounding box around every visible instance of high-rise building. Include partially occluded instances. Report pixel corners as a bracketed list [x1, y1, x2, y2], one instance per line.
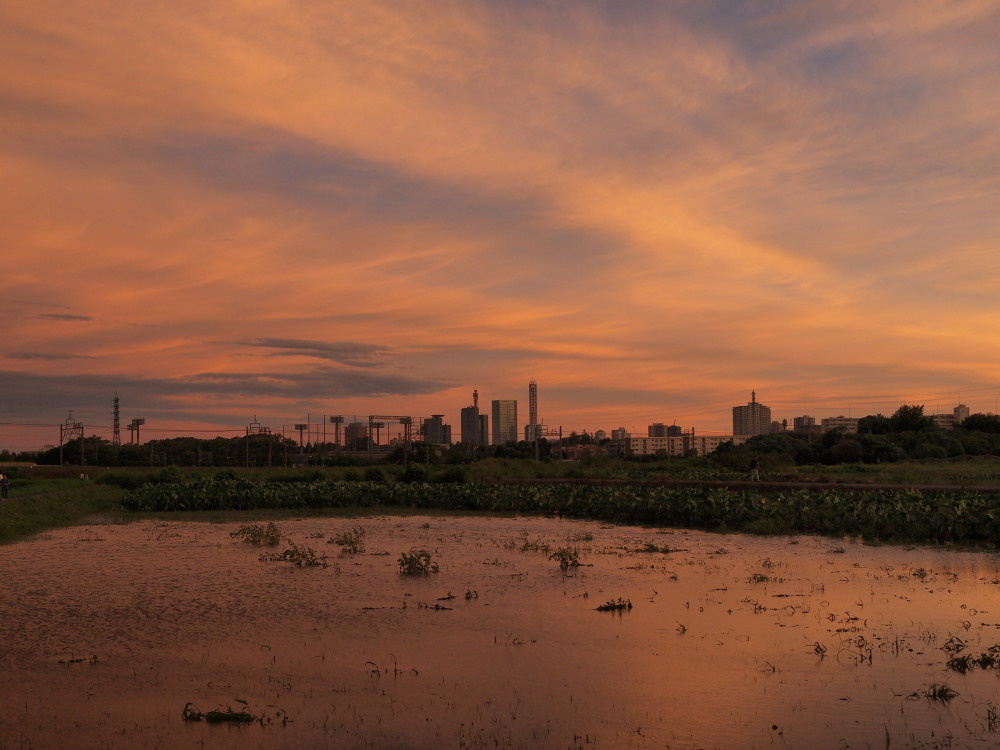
[491, 400, 518, 445]
[460, 406, 481, 447]
[525, 380, 540, 441]
[422, 415, 452, 445]
[732, 391, 772, 436]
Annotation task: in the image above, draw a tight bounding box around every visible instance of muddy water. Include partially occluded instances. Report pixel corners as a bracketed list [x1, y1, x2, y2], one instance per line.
[2, 514, 1000, 749]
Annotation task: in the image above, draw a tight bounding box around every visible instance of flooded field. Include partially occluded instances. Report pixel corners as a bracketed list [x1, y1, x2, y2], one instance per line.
[2, 513, 1000, 749]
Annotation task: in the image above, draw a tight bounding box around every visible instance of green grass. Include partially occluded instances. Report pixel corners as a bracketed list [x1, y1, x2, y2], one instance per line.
[0, 479, 125, 545]
[785, 457, 1000, 486]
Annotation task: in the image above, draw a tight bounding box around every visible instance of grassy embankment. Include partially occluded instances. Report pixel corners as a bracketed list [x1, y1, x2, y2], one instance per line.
[4, 455, 1000, 546]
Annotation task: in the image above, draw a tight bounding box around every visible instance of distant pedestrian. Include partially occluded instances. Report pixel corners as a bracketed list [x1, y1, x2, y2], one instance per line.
[0, 474, 9, 500]
[749, 456, 760, 482]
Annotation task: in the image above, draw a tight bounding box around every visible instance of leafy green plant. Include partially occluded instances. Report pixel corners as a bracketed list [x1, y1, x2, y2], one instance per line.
[398, 548, 439, 575]
[230, 521, 281, 546]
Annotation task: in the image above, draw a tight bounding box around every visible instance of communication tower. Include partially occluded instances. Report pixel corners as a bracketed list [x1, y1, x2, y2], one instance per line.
[112, 393, 121, 446]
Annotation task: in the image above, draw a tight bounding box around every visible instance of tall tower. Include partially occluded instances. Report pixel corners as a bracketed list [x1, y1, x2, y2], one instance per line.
[526, 380, 539, 441]
[112, 393, 121, 445]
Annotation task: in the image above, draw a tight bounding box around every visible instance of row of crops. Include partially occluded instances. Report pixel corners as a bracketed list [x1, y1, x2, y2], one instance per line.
[121, 478, 1000, 546]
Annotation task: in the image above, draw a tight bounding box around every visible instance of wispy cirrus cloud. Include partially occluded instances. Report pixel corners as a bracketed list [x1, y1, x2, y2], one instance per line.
[239, 338, 392, 366]
[37, 313, 92, 321]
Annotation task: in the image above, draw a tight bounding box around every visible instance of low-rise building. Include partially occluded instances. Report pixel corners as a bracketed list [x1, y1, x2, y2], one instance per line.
[611, 433, 750, 457]
[821, 416, 859, 434]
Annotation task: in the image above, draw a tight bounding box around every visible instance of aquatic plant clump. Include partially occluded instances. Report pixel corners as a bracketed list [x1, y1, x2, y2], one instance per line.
[182, 702, 255, 724]
[549, 546, 581, 568]
[259, 540, 328, 567]
[329, 525, 366, 553]
[230, 521, 281, 546]
[595, 598, 633, 612]
[398, 548, 439, 575]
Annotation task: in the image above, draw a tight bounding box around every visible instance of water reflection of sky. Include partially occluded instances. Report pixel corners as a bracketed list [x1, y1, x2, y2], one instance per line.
[2, 515, 1000, 749]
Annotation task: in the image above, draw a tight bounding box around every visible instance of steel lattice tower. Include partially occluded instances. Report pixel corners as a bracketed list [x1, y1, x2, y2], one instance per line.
[112, 393, 121, 445]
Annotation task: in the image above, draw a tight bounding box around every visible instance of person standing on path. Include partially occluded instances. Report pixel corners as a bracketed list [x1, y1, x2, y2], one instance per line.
[0, 474, 8, 499]
[749, 456, 760, 482]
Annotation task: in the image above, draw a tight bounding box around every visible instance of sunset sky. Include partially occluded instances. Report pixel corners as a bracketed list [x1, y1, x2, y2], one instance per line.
[3, 1, 1000, 450]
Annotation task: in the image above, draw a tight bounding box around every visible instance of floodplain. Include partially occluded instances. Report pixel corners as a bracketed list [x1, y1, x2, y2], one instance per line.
[3, 512, 1000, 749]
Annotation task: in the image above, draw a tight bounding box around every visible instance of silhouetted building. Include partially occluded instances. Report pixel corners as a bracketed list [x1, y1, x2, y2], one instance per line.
[821, 416, 858, 434]
[525, 380, 541, 441]
[649, 422, 683, 437]
[732, 391, 772, 436]
[344, 421, 368, 446]
[793, 416, 822, 435]
[614, 433, 750, 457]
[460, 406, 480, 447]
[460, 406, 489, 447]
[422, 415, 452, 445]
[491, 400, 518, 445]
[954, 404, 970, 424]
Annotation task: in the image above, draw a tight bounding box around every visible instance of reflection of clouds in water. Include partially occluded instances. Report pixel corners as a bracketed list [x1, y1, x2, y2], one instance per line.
[1, 516, 997, 749]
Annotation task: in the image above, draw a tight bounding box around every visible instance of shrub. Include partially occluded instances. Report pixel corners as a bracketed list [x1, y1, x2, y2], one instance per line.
[214, 468, 241, 484]
[435, 466, 469, 484]
[158, 466, 183, 484]
[398, 463, 429, 483]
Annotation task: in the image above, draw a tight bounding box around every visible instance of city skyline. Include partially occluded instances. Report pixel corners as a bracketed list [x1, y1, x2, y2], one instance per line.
[3, 3, 1000, 452]
[0, 385, 982, 453]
